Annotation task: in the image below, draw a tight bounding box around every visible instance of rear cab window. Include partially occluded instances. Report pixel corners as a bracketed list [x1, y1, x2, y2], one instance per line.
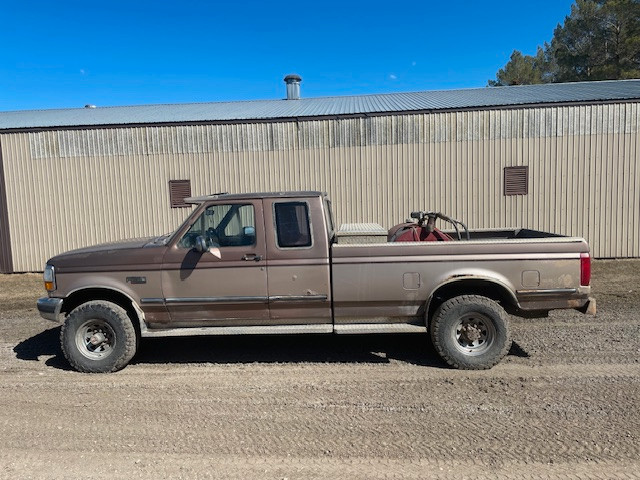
[274, 202, 312, 248]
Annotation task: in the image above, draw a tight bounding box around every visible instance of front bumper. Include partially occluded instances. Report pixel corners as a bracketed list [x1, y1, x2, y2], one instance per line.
[37, 297, 64, 322]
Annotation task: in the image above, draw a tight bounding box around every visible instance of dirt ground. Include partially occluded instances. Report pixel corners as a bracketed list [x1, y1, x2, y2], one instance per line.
[0, 261, 639, 479]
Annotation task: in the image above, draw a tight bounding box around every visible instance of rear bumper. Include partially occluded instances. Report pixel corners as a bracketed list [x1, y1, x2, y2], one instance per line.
[516, 289, 596, 315]
[37, 297, 64, 322]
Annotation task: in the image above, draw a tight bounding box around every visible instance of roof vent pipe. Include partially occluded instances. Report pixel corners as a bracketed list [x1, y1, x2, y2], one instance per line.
[284, 74, 302, 100]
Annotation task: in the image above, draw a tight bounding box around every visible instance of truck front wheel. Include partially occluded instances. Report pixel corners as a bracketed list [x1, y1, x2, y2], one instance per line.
[61, 300, 137, 373]
[430, 295, 511, 370]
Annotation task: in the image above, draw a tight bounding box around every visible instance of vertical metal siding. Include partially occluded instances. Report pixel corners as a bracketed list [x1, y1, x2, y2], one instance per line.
[0, 140, 13, 273]
[1, 101, 639, 271]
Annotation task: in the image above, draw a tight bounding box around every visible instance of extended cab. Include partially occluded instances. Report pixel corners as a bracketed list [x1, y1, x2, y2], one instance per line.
[37, 191, 595, 372]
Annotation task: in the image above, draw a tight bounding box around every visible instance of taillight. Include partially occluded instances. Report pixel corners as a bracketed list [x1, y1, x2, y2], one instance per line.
[580, 253, 591, 286]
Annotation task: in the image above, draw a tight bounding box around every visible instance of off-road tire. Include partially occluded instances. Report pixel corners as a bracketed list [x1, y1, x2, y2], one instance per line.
[61, 300, 137, 373]
[430, 295, 511, 370]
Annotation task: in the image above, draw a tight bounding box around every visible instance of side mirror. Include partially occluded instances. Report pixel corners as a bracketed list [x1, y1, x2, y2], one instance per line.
[194, 235, 207, 253]
[243, 226, 256, 236]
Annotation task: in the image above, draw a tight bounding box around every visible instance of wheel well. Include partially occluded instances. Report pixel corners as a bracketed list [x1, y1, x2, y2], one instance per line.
[61, 288, 141, 339]
[426, 279, 518, 323]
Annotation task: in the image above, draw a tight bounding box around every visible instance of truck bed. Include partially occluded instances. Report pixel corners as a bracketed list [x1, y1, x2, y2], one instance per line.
[336, 223, 564, 244]
[330, 232, 590, 325]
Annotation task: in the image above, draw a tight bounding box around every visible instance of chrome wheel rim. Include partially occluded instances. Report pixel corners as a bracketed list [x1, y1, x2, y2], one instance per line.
[452, 312, 495, 356]
[75, 319, 116, 360]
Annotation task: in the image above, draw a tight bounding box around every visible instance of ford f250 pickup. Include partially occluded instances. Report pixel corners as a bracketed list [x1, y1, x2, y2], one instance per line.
[37, 191, 595, 373]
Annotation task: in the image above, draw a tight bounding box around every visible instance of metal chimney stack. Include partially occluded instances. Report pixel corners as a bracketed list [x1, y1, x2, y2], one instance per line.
[284, 74, 302, 100]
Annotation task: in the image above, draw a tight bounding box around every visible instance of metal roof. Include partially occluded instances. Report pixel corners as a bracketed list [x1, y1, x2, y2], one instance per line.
[1, 79, 639, 131]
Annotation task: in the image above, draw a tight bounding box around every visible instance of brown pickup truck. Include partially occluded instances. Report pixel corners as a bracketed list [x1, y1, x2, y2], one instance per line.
[37, 191, 595, 373]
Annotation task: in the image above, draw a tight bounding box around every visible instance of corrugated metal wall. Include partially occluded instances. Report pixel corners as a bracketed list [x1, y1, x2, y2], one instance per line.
[0, 145, 13, 273]
[1, 101, 638, 271]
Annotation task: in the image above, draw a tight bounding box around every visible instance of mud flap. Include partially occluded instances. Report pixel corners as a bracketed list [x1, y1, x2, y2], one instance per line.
[577, 297, 597, 316]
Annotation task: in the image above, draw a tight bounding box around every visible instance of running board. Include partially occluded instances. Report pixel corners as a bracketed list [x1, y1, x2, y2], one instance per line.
[140, 323, 427, 338]
[141, 324, 334, 338]
[333, 323, 427, 334]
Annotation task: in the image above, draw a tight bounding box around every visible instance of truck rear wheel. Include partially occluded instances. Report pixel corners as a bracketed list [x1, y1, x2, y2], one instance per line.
[61, 300, 137, 373]
[430, 295, 510, 370]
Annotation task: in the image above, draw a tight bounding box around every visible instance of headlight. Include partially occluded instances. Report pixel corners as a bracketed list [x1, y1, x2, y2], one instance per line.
[43, 264, 56, 292]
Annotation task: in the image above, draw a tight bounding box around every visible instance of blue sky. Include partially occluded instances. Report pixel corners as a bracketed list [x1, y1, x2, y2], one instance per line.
[0, 0, 576, 111]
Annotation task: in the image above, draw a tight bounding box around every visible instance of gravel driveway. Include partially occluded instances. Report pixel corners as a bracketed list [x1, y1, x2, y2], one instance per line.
[1, 260, 638, 479]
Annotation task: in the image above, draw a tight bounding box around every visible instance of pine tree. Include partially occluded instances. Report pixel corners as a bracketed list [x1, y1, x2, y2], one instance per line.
[488, 0, 640, 85]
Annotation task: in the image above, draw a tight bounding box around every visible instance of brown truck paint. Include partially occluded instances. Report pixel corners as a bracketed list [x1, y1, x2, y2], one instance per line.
[37, 191, 595, 373]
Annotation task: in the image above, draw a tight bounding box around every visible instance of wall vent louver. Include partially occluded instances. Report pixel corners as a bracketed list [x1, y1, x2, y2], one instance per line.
[504, 166, 528, 196]
[169, 179, 192, 208]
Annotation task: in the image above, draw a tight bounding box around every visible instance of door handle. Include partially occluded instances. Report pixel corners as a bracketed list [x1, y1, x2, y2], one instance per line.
[242, 254, 262, 262]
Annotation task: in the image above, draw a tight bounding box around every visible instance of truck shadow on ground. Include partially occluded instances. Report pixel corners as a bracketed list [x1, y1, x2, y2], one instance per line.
[135, 334, 446, 367]
[13, 326, 72, 370]
[14, 326, 529, 370]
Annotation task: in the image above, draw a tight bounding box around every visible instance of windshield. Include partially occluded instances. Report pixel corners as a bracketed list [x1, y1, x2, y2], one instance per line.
[149, 232, 173, 245]
[161, 205, 199, 245]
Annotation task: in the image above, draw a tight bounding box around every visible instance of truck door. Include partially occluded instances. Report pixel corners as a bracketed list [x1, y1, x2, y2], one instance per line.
[263, 196, 332, 326]
[161, 199, 269, 326]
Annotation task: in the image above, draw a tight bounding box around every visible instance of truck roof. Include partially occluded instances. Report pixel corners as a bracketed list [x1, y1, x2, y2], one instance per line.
[185, 191, 325, 204]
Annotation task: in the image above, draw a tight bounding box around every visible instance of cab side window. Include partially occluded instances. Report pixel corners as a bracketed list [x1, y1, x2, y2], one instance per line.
[179, 204, 256, 248]
[274, 202, 311, 248]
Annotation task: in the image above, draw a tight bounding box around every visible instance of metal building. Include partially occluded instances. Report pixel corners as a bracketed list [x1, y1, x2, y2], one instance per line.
[0, 78, 639, 272]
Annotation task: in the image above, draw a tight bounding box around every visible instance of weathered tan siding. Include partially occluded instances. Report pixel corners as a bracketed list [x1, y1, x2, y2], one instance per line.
[1, 101, 638, 271]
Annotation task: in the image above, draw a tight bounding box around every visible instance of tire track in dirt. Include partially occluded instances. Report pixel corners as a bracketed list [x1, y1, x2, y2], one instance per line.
[1, 281, 640, 480]
[1, 352, 639, 467]
[2, 450, 640, 480]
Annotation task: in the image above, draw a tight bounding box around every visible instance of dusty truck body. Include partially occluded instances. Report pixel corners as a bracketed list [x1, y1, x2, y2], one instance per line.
[37, 191, 595, 372]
